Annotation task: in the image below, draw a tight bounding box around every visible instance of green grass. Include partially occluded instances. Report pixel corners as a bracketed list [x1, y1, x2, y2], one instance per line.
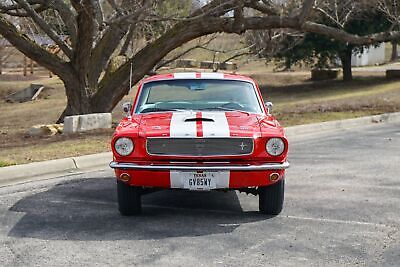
[0, 160, 15, 167]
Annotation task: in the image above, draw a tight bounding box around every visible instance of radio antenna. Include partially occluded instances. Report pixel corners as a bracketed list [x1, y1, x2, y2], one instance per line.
[129, 61, 133, 94]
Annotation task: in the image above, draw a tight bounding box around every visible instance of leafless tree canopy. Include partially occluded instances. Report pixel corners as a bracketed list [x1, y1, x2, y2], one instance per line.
[0, 37, 15, 68]
[246, 0, 371, 64]
[0, 0, 399, 120]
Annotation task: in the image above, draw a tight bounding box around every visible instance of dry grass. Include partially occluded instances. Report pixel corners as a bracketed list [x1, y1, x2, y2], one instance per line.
[0, 76, 66, 135]
[0, 70, 135, 166]
[256, 72, 400, 126]
[0, 130, 113, 165]
[1, 66, 400, 166]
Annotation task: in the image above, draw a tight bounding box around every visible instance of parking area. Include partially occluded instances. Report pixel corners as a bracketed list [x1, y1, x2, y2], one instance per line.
[0, 123, 399, 266]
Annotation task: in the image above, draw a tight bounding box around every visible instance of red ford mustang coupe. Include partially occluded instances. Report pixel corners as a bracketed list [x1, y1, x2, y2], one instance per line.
[110, 72, 289, 215]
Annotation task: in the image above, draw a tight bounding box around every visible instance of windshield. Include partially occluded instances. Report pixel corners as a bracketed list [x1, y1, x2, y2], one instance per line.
[135, 79, 264, 114]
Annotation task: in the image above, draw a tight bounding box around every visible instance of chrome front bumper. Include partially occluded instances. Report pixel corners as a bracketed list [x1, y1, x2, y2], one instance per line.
[109, 161, 290, 171]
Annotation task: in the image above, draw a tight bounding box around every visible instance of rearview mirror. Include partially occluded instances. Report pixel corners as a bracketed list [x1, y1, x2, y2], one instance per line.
[122, 102, 132, 118]
[265, 102, 273, 114]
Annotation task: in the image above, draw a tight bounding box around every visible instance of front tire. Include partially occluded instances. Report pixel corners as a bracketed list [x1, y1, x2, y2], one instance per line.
[117, 180, 142, 216]
[259, 178, 284, 215]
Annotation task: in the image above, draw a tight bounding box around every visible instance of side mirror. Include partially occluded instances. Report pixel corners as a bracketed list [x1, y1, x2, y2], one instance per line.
[122, 102, 132, 118]
[265, 102, 273, 114]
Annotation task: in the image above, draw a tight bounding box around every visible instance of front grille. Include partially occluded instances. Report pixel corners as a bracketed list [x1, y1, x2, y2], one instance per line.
[146, 138, 253, 156]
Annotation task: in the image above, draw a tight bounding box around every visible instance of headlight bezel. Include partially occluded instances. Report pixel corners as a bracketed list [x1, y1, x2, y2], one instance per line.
[266, 137, 285, 156]
[114, 137, 134, 156]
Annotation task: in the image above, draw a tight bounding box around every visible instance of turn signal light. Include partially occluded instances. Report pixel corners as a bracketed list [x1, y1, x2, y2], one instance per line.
[269, 173, 280, 182]
[119, 173, 131, 182]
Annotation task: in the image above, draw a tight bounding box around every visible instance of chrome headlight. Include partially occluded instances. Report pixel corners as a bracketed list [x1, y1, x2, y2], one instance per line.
[114, 137, 134, 156]
[266, 138, 285, 156]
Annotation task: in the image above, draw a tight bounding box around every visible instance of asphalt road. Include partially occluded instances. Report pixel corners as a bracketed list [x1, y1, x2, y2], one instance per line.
[0, 123, 399, 266]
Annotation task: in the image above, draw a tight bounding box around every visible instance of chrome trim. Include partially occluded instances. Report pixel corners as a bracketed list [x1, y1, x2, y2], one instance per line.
[109, 161, 290, 171]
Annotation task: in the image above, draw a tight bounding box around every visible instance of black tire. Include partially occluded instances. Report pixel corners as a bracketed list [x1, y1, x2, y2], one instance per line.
[259, 178, 285, 215]
[117, 180, 142, 216]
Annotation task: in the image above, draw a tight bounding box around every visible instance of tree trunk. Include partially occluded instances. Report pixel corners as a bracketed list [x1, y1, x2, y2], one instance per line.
[391, 41, 398, 62]
[56, 78, 93, 123]
[340, 47, 353, 82]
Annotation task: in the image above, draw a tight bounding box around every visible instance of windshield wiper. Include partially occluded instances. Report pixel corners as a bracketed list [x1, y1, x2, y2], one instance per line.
[140, 108, 187, 114]
[200, 107, 250, 115]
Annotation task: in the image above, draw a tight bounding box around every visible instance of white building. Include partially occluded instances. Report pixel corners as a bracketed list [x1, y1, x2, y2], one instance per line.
[351, 43, 386, 67]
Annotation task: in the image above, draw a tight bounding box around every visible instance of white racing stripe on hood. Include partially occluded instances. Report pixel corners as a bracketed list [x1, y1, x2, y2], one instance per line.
[173, 73, 196, 79]
[170, 112, 197, 137]
[201, 112, 230, 137]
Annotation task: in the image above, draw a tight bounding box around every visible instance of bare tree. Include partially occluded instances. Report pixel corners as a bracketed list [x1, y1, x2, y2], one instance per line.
[0, 0, 400, 122]
[245, 29, 305, 66]
[315, 0, 364, 80]
[247, 0, 393, 80]
[374, 0, 400, 60]
[0, 37, 16, 74]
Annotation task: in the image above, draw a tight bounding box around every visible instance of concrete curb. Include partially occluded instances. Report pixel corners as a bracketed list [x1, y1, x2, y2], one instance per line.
[71, 152, 112, 169]
[1, 112, 399, 184]
[0, 152, 112, 185]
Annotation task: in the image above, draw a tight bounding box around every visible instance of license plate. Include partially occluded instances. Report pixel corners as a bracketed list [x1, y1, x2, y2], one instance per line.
[170, 170, 230, 190]
[183, 171, 218, 191]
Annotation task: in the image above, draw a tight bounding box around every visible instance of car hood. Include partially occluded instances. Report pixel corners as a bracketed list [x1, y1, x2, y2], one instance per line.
[138, 111, 266, 138]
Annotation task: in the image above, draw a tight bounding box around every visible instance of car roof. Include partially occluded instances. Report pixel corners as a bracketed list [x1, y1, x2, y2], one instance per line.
[141, 72, 256, 84]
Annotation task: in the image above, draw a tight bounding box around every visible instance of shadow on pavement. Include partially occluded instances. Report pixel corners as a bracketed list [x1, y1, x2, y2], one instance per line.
[8, 178, 270, 241]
